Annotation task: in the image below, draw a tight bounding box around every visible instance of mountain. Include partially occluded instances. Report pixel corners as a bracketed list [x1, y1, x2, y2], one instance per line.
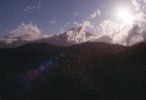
[0, 42, 126, 73]
[0, 39, 28, 48]
[35, 27, 95, 46]
[1, 42, 146, 100]
[0, 27, 95, 48]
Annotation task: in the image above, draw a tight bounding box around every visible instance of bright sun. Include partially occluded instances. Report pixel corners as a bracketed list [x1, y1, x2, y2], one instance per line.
[117, 8, 134, 24]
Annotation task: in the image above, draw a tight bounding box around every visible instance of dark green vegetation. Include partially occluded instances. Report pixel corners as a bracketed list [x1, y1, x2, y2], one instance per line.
[0, 42, 146, 100]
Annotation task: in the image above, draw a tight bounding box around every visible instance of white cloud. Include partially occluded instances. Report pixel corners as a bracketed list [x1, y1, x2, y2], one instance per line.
[73, 20, 94, 32]
[82, 20, 94, 30]
[98, 20, 131, 45]
[24, 5, 36, 12]
[131, 0, 146, 11]
[0, 22, 52, 44]
[90, 9, 101, 19]
[84, 11, 145, 45]
[66, 27, 96, 43]
[73, 21, 81, 27]
[59, 23, 70, 33]
[7, 22, 46, 41]
[72, 9, 101, 36]
[50, 20, 57, 25]
[0, 37, 18, 44]
[97, 17, 146, 45]
[126, 25, 144, 45]
[67, 9, 102, 43]
[132, 0, 141, 11]
[76, 1, 146, 45]
[2, 2, 146, 46]
[66, 28, 86, 43]
[24, 2, 41, 12]
[134, 12, 146, 24]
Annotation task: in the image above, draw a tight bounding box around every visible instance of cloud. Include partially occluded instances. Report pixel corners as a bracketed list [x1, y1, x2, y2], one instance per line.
[0, 37, 18, 44]
[97, 18, 146, 45]
[0, 22, 55, 44]
[98, 20, 130, 45]
[73, 8, 101, 31]
[82, 20, 94, 30]
[24, 2, 41, 12]
[126, 24, 144, 45]
[74, 20, 94, 32]
[70, 1, 146, 45]
[134, 11, 146, 24]
[50, 20, 57, 25]
[7, 22, 47, 42]
[132, 0, 141, 11]
[97, 15, 146, 45]
[131, 0, 146, 11]
[143, 31, 146, 40]
[2, 2, 145, 46]
[90, 9, 101, 19]
[66, 27, 87, 43]
[82, 13, 145, 45]
[72, 9, 101, 37]
[59, 23, 70, 33]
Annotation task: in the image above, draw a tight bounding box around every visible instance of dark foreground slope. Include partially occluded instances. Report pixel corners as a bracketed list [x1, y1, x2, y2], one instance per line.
[0, 42, 146, 100]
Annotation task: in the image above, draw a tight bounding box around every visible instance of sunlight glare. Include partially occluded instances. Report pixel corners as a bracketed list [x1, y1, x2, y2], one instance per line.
[117, 8, 134, 24]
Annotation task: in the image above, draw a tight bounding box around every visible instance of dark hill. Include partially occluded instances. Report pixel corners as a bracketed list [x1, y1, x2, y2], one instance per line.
[0, 42, 146, 100]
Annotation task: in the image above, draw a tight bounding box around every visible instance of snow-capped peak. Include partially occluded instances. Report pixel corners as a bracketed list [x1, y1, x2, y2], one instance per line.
[65, 27, 94, 43]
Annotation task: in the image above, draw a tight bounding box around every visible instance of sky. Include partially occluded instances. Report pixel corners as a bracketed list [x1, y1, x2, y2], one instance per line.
[0, 0, 103, 35]
[0, 0, 146, 45]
